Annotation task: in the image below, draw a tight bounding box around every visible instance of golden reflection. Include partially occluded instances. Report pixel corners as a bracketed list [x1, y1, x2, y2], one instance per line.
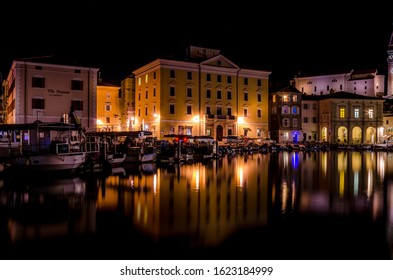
[339, 171, 345, 198]
[237, 166, 243, 188]
[321, 152, 327, 175]
[367, 169, 373, 200]
[281, 180, 288, 213]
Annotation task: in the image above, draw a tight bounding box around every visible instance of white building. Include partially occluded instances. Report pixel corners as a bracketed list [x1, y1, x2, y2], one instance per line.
[293, 69, 385, 98]
[1, 56, 99, 132]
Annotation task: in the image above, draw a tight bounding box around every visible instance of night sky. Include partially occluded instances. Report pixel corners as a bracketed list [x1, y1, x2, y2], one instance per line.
[1, 1, 393, 87]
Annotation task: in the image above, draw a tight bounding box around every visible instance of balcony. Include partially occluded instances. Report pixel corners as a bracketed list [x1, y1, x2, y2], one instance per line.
[206, 114, 236, 121]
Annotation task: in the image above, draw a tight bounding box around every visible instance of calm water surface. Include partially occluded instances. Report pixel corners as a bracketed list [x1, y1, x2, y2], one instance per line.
[0, 151, 392, 260]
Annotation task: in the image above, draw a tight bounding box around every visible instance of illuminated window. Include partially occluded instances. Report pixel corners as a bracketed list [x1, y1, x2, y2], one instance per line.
[293, 95, 297, 102]
[272, 95, 276, 102]
[138, 77, 141, 86]
[145, 74, 148, 83]
[283, 95, 288, 102]
[354, 107, 359, 118]
[368, 108, 374, 118]
[339, 107, 345, 118]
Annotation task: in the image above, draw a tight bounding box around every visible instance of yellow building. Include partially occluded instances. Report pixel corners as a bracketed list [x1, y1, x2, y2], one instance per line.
[131, 46, 271, 140]
[96, 80, 121, 131]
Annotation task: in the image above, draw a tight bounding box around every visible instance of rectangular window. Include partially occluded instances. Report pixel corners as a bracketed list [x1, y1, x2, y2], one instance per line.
[170, 87, 175, 96]
[187, 105, 192, 115]
[303, 117, 308, 123]
[217, 90, 221, 99]
[293, 95, 298, 102]
[244, 92, 248, 101]
[187, 88, 192, 97]
[206, 106, 211, 115]
[283, 95, 288, 102]
[312, 117, 317, 123]
[244, 78, 248, 85]
[227, 76, 232, 84]
[71, 100, 83, 110]
[227, 91, 232, 100]
[227, 108, 232, 116]
[257, 79, 261, 86]
[257, 93, 262, 102]
[145, 90, 148, 99]
[368, 108, 374, 118]
[206, 74, 211, 82]
[32, 98, 45, 109]
[170, 70, 175, 78]
[293, 119, 298, 127]
[32, 77, 45, 88]
[106, 117, 110, 123]
[153, 72, 156, 79]
[339, 107, 345, 118]
[145, 107, 148, 116]
[217, 75, 221, 82]
[71, 80, 83, 90]
[292, 106, 298, 114]
[243, 108, 248, 117]
[187, 72, 192, 80]
[105, 103, 111, 111]
[354, 107, 360, 118]
[272, 95, 276, 102]
[217, 107, 222, 115]
[169, 104, 175, 114]
[153, 88, 156, 97]
[206, 89, 211, 98]
[303, 103, 308, 109]
[257, 109, 262, 118]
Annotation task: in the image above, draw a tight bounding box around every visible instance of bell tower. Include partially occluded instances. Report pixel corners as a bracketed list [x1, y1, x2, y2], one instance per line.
[387, 30, 393, 97]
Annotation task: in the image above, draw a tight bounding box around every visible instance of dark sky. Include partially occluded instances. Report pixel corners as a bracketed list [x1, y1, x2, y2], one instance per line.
[1, 1, 393, 86]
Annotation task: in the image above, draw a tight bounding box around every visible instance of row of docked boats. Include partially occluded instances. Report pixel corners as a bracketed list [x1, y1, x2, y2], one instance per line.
[0, 122, 219, 176]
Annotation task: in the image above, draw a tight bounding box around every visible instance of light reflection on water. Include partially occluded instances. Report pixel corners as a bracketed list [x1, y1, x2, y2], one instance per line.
[0, 150, 392, 259]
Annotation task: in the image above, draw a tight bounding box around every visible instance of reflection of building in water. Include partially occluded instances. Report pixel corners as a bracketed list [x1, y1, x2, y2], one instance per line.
[296, 151, 384, 216]
[96, 154, 270, 247]
[5, 178, 96, 242]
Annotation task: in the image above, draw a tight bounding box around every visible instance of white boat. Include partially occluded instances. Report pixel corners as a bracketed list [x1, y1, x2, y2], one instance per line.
[0, 121, 99, 173]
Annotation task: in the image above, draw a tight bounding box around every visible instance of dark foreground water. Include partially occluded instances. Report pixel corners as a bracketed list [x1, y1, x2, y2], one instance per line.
[0, 151, 392, 260]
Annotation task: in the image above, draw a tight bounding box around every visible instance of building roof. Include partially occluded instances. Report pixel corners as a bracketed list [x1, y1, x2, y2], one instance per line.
[271, 84, 302, 94]
[13, 55, 99, 70]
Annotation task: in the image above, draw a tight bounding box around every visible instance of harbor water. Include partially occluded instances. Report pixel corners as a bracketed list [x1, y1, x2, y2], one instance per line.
[0, 150, 392, 260]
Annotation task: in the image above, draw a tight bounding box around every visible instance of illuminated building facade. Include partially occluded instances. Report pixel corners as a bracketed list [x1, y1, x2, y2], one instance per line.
[96, 80, 121, 131]
[269, 85, 303, 143]
[131, 46, 271, 140]
[293, 69, 385, 98]
[1, 57, 99, 131]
